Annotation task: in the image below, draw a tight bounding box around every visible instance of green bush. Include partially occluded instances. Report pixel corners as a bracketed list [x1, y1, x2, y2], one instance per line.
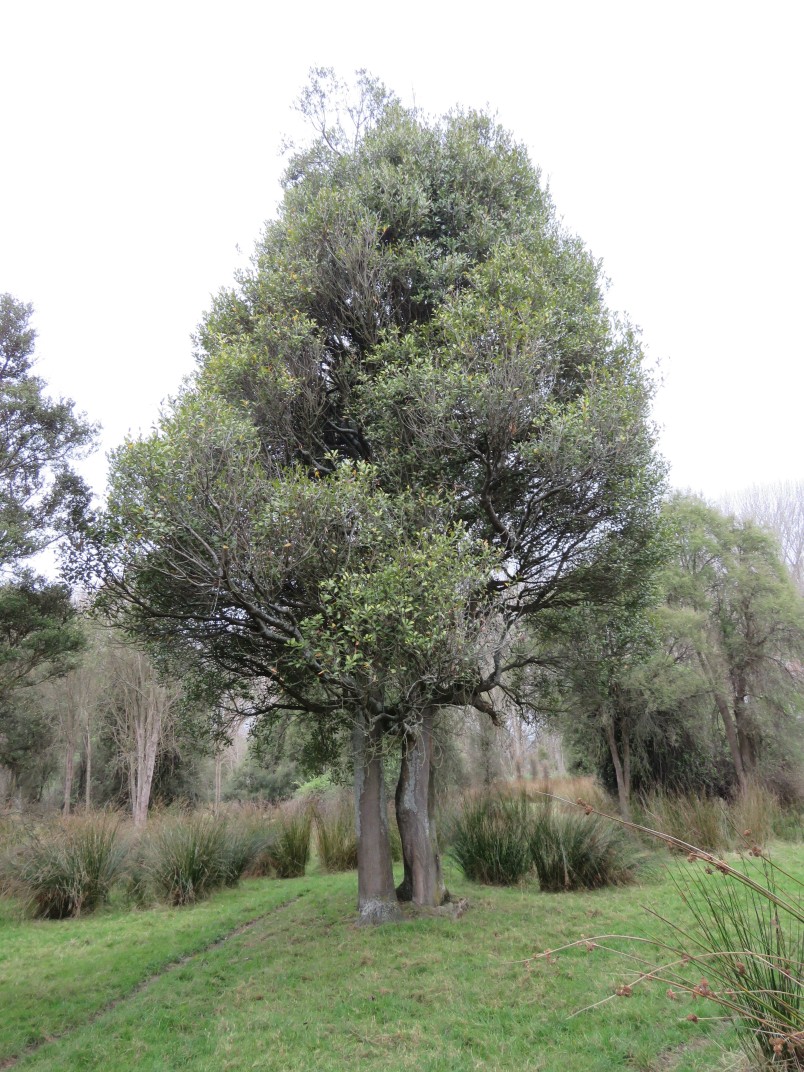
[2, 815, 124, 919]
[449, 795, 532, 886]
[529, 802, 645, 892]
[315, 794, 357, 872]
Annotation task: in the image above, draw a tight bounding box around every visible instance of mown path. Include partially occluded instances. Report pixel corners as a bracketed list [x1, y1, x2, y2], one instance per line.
[0, 878, 314, 1068]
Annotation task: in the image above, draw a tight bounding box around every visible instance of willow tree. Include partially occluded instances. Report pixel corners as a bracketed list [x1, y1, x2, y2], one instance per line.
[86, 71, 664, 921]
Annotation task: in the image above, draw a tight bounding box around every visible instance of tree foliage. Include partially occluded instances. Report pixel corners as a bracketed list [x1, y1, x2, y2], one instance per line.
[85, 72, 665, 915]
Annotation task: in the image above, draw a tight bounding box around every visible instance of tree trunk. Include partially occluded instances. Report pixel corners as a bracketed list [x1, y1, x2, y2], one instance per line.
[714, 690, 748, 792]
[84, 724, 92, 811]
[395, 708, 447, 907]
[63, 746, 75, 816]
[353, 713, 400, 925]
[697, 652, 748, 792]
[214, 749, 223, 816]
[733, 675, 758, 780]
[604, 717, 631, 821]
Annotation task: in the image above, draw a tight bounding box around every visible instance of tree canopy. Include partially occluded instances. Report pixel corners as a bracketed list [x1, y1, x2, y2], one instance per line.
[86, 71, 665, 919]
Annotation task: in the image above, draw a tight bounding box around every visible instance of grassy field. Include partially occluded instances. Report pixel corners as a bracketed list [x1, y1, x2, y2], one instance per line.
[2, 847, 802, 1072]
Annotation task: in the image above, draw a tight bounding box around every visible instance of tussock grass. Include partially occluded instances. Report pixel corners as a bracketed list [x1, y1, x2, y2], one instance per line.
[315, 792, 358, 872]
[448, 792, 646, 891]
[449, 794, 533, 885]
[1, 814, 124, 919]
[134, 814, 269, 906]
[529, 800, 646, 892]
[269, 804, 312, 878]
[639, 782, 786, 854]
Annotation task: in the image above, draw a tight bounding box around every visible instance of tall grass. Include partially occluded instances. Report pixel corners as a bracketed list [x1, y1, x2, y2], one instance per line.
[640, 782, 784, 853]
[315, 793, 358, 872]
[136, 814, 269, 906]
[529, 801, 645, 892]
[269, 806, 312, 879]
[450, 795, 536, 886]
[449, 792, 646, 891]
[1, 814, 124, 918]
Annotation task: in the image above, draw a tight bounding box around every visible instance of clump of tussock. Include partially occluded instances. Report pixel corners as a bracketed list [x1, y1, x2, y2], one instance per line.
[315, 792, 357, 872]
[449, 794, 533, 886]
[1, 814, 125, 919]
[529, 800, 645, 892]
[267, 803, 312, 879]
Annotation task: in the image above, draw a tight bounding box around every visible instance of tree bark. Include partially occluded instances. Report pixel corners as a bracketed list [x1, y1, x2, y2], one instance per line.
[353, 713, 400, 925]
[395, 708, 447, 907]
[604, 716, 631, 821]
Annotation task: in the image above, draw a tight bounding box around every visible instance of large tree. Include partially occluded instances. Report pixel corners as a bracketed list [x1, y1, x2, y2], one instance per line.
[0, 295, 95, 794]
[86, 72, 664, 920]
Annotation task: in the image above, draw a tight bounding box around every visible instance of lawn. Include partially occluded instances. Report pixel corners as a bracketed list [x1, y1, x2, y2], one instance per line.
[3, 847, 801, 1071]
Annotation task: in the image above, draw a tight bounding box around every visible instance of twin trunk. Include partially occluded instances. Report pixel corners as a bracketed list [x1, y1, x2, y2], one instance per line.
[353, 707, 445, 924]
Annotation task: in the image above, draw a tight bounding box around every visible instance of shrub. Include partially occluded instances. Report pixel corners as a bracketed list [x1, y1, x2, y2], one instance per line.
[449, 795, 532, 886]
[269, 806, 312, 878]
[2, 815, 124, 919]
[315, 794, 357, 872]
[529, 801, 645, 892]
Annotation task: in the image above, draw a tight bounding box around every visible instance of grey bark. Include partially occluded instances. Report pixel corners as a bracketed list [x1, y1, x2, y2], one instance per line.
[395, 707, 447, 907]
[353, 713, 400, 925]
[604, 716, 632, 821]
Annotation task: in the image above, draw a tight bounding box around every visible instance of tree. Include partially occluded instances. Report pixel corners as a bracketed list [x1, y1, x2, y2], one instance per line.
[85, 72, 664, 920]
[662, 496, 804, 795]
[102, 640, 182, 825]
[0, 295, 95, 793]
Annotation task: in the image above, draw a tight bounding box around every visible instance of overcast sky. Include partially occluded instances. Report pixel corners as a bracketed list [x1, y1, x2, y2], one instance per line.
[2, 0, 801, 504]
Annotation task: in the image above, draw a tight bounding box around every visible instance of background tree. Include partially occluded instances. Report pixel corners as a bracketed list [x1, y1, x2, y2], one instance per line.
[0, 294, 95, 797]
[661, 496, 804, 796]
[102, 640, 182, 825]
[724, 481, 804, 594]
[85, 72, 664, 918]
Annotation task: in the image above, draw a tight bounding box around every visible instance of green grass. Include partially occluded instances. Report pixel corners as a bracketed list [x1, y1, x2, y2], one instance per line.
[2, 848, 802, 1071]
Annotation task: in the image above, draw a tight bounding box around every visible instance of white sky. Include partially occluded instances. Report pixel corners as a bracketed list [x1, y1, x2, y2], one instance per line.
[2, 0, 802, 503]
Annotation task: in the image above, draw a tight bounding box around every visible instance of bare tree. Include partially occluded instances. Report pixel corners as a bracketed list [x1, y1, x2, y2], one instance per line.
[724, 481, 804, 593]
[104, 643, 180, 825]
[44, 667, 97, 815]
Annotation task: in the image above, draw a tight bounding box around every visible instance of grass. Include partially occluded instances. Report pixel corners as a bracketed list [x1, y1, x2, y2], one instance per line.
[4, 848, 802, 1070]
